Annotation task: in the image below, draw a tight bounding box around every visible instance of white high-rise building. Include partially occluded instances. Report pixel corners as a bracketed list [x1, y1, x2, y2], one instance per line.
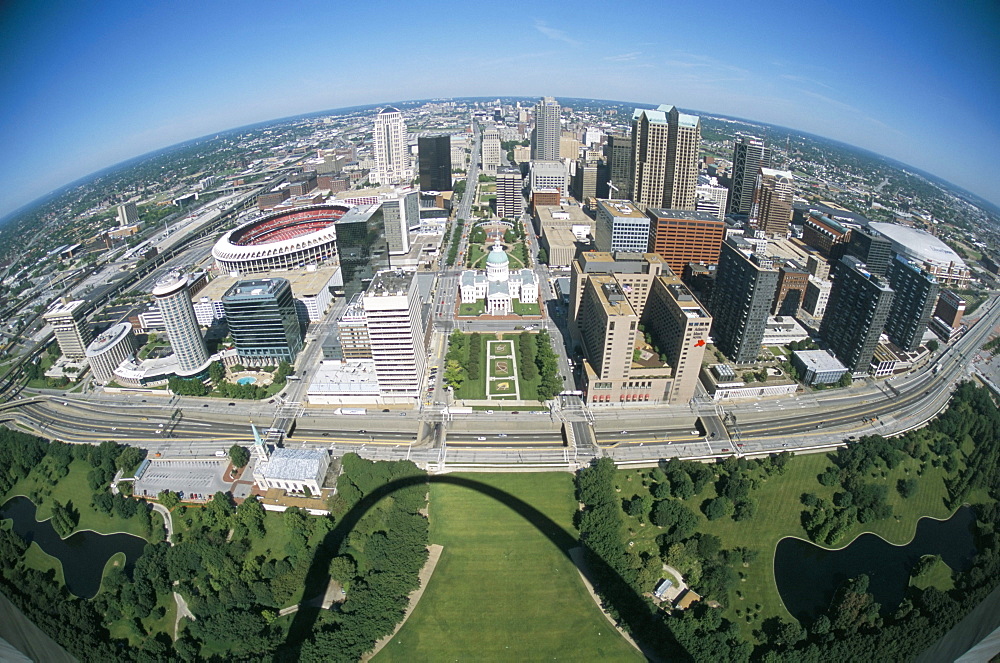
[371, 107, 411, 185]
[532, 97, 561, 161]
[152, 273, 210, 376]
[362, 270, 425, 401]
[43, 298, 93, 361]
[530, 160, 568, 196]
[496, 167, 524, 219]
[481, 127, 502, 175]
[696, 174, 729, 220]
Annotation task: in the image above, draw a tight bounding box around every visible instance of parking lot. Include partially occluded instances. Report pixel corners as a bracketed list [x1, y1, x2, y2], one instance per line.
[134, 459, 231, 500]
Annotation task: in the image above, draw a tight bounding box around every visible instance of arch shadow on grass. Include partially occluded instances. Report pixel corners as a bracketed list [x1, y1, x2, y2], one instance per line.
[279, 473, 679, 662]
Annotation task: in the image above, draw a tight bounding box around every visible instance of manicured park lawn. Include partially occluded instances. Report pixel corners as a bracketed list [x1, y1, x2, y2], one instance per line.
[467, 244, 485, 268]
[4, 457, 161, 538]
[512, 300, 541, 315]
[458, 301, 485, 316]
[616, 438, 963, 632]
[910, 556, 955, 592]
[455, 333, 543, 401]
[21, 540, 65, 584]
[376, 473, 642, 662]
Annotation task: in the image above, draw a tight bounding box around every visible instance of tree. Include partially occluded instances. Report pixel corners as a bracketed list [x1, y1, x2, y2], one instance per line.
[897, 477, 919, 498]
[652, 500, 698, 543]
[702, 496, 733, 521]
[158, 490, 180, 509]
[115, 446, 145, 473]
[537, 247, 548, 264]
[926, 339, 939, 353]
[235, 495, 266, 537]
[49, 500, 78, 538]
[838, 372, 853, 388]
[624, 495, 652, 520]
[443, 359, 465, 389]
[733, 498, 757, 521]
[205, 491, 234, 530]
[229, 444, 250, 468]
[209, 361, 226, 383]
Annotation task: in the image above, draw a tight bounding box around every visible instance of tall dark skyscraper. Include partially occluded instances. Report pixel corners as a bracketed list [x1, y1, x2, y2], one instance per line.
[842, 226, 893, 276]
[712, 237, 779, 364]
[335, 205, 390, 300]
[604, 133, 633, 201]
[418, 135, 452, 192]
[885, 254, 940, 351]
[223, 278, 304, 364]
[728, 135, 772, 216]
[820, 256, 895, 374]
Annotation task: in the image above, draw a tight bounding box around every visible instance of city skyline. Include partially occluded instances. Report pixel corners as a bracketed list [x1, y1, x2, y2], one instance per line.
[1, 0, 999, 220]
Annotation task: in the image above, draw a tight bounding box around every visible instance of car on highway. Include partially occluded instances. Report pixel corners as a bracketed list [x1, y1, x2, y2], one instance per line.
[476, 436, 486, 441]
[721, 448, 730, 452]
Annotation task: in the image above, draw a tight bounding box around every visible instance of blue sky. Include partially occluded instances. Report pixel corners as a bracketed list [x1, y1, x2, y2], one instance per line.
[1, 0, 998, 218]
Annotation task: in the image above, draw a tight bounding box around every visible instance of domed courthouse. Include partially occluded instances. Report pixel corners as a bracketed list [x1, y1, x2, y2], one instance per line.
[459, 240, 538, 315]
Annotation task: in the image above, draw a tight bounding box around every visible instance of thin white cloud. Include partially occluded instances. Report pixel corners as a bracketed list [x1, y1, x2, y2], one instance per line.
[605, 52, 642, 62]
[534, 20, 581, 47]
[780, 73, 835, 92]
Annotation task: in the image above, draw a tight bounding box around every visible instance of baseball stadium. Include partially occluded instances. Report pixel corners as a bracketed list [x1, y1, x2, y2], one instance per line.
[212, 204, 351, 273]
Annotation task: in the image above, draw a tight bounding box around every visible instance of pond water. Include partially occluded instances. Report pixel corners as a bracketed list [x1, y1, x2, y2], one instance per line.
[774, 506, 977, 620]
[237, 376, 258, 385]
[0, 496, 148, 599]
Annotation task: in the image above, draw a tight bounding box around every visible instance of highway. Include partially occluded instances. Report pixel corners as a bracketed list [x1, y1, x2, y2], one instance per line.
[2, 290, 996, 471]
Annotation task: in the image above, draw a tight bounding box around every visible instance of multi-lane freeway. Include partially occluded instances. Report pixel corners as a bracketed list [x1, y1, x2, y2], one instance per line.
[2, 291, 996, 472]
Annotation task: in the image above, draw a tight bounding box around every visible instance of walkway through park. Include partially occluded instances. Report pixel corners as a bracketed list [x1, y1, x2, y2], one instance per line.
[362, 544, 444, 661]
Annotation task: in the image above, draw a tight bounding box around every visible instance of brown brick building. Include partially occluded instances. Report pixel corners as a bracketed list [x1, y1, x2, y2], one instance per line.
[646, 208, 725, 275]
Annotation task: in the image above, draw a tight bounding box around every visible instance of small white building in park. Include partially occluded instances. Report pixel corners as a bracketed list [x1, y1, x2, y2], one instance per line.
[253, 448, 330, 495]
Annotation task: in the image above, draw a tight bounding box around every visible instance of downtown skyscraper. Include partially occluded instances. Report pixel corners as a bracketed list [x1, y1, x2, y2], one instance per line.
[728, 135, 772, 216]
[371, 107, 410, 185]
[820, 256, 895, 375]
[531, 97, 561, 161]
[630, 105, 700, 211]
[417, 135, 452, 191]
[712, 237, 779, 364]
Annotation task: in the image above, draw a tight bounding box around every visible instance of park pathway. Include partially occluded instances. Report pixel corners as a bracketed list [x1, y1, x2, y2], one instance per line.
[568, 547, 649, 660]
[361, 544, 444, 661]
[150, 502, 195, 637]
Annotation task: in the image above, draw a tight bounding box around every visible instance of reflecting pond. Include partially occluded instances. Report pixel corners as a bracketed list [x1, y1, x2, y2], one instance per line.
[774, 506, 977, 620]
[0, 496, 148, 599]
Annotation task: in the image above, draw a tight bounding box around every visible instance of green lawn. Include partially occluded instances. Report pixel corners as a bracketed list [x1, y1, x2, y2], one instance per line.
[458, 301, 485, 316]
[616, 437, 962, 633]
[22, 541, 65, 584]
[910, 556, 955, 592]
[245, 510, 297, 561]
[375, 473, 641, 662]
[467, 243, 486, 268]
[512, 300, 540, 315]
[5, 457, 160, 538]
[488, 380, 516, 396]
[490, 357, 513, 375]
